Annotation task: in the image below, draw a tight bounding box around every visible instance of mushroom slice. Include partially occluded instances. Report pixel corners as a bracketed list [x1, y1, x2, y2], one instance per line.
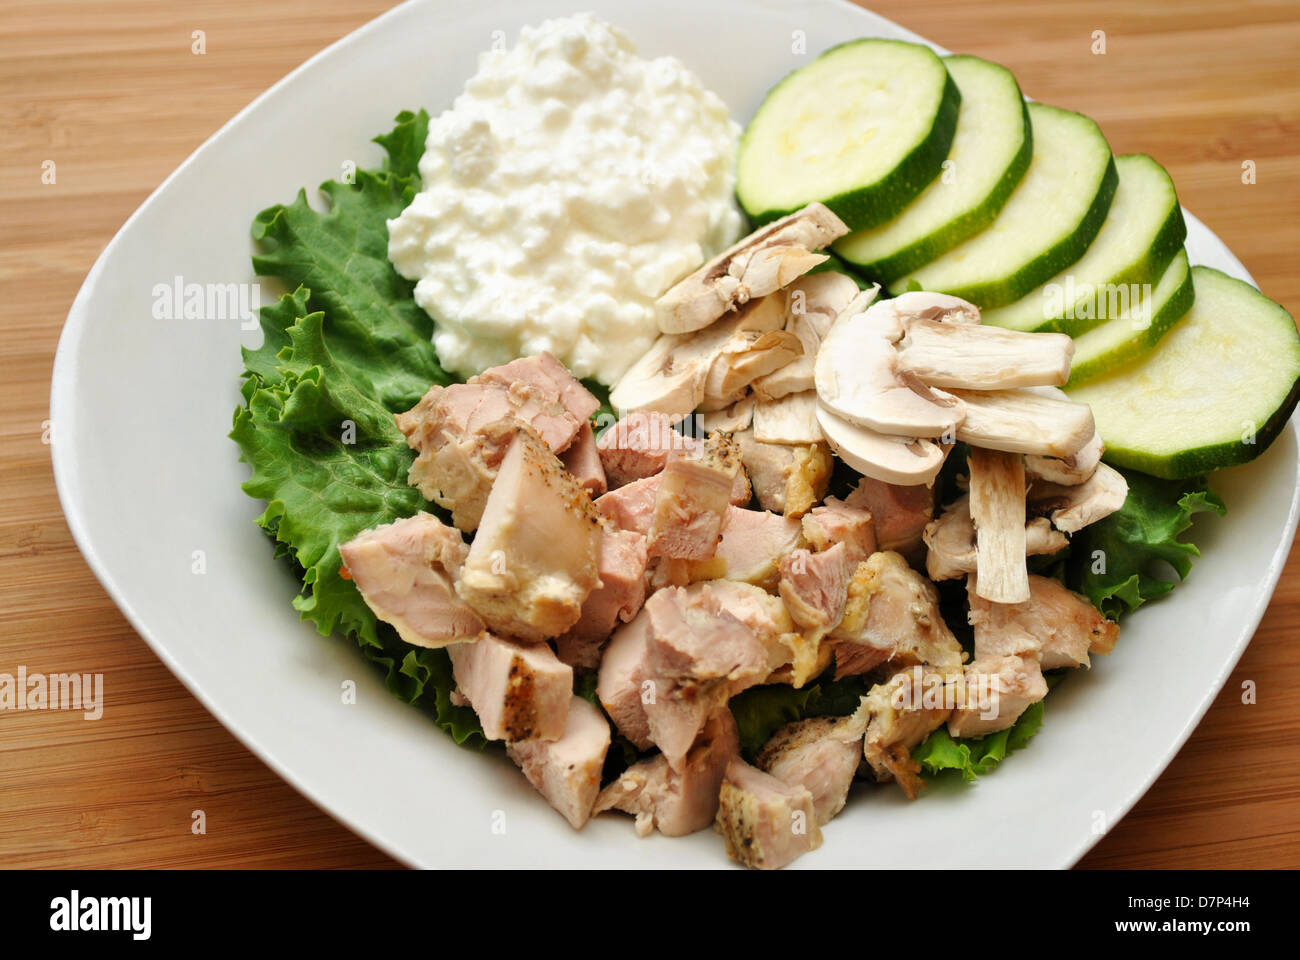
[703, 329, 803, 406]
[753, 273, 868, 401]
[611, 293, 785, 419]
[898, 321, 1074, 389]
[923, 495, 1067, 581]
[753, 391, 822, 445]
[698, 394, 756, 434]
[884, 290, 982, 326]
[1029, 462, 1129, 533]
[1025, 429, 1104, 485]
[655, 203, 849, 335]
[967, 447, 1030, 604]
[815, 402, 947, 486]
[815, 298, 965, 438]
[949, 388, 1094, 458]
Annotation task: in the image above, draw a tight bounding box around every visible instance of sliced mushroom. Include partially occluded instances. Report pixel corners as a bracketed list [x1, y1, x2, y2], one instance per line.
[949, 388, 1094, 458]
[752, 273, 868, 401]
[703, 329, 803, 406]
[655, 203, 849, 335]
[698, 394, 756, 434]
[884, 290, 982, 326]
[898, 321, 1074, 389]
[1025, 429, 1104, 485]
[753, 390, 823, 445]
[923, 495, 1068, 581]
[815, 402, 947, 486]
[967, 447, 1030, 604]
[1029, 462, 1129, 532]
[815, 298, 965, 438]
[610, 293, 785, 418]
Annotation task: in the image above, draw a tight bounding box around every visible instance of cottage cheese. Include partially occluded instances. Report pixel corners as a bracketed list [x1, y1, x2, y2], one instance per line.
[387, 14, 743, 384]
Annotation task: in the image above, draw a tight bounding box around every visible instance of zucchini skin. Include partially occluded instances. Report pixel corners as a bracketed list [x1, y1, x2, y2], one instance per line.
[1048, 173, 1188, 337]
[846, 86, 1033, 285]
[894, 151, 1120, 308]
[738, 39, 962, 231]
[1066, 255, 1195, 386]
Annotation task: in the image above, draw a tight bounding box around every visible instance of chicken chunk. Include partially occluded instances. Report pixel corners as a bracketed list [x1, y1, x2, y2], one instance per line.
[735, 429, 832, 518]
[647, 433, 741, 561]
[861, 667, 954, 800]
[507, 696, 611, 829]
[596, 613, 655, 750]
[555, 529, 648, 671]
[594, 470, 751, 536]
[682, 579, 799, 676]
[830, 551, 964, 680]
[779, 544, 850, 686]
[715, 757, 824, 870]
[456, 425, 603, 642]
[596, 410, 700, 488]
[447, 633, 573, 742]
[687, 506, 808, 588]
[968, 574, 1119, 669]
[594, 709, 738, 837]
[844, 476, 934, 562]
[396, 353, 598, 530]
[801, 496, 878, 567]
[339, 513, 484, 648]
[559, 421, 607, 497]
[947, 654, 1048, 738]
[756, 704, 868, 826]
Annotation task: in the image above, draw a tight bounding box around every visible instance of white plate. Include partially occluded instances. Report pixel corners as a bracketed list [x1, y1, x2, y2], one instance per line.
[51, 0, 1299, 868]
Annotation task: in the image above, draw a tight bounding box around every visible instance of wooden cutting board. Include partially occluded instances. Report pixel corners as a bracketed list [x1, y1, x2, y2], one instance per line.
[1, 0, 1297, 868]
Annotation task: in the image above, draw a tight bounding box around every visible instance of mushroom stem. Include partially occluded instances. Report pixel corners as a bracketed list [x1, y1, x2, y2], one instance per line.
[968, 447, 1030, 604]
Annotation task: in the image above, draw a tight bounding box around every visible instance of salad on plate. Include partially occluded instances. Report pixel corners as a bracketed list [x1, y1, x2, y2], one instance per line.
[230, 14, 1300, 869]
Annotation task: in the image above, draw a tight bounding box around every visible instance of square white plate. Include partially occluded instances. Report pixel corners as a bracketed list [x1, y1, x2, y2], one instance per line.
[51, 0, 1300, 868]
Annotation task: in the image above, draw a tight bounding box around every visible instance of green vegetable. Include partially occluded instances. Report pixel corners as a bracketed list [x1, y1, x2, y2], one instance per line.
[729, 674, 871, 761]
[913, 698, 1045, 781]
[231, 110, 486, 748]
[1068, 468, 1226, 620]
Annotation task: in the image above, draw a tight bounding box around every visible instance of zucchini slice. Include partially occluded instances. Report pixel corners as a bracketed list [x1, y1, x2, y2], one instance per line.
[736, 39, 960, 230]
[981, 154, 1186, 335]
[1067, 249, 1193, 387]
[834, 55, 1031, 283]
[890, 103, 1117, 308]
[1067, 266, 1300, 478]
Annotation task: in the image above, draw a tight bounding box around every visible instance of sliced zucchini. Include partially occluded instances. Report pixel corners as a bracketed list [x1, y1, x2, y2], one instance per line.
[834, 55, 1031, 283]
[890, 103, 1117, 308]
[1067, 267, 1300, 478]
[1067, 249, 1193, 387]
[736, 39, 960, 230]
[981, 154, 1186, 335]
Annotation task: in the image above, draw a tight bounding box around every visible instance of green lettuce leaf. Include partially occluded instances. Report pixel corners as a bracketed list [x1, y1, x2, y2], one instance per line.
[913, 698, 1046, 781]
[729, 674, 871, 761]
[231, 111, 486, 748]
[1067, 468, 1226, 620]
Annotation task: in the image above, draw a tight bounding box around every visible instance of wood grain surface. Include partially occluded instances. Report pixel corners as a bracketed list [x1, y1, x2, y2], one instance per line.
[2, 0, 1297, 870]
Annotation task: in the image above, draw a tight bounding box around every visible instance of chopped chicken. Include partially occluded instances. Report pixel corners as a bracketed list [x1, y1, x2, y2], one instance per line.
[641, 587, 768, 767]
[507, 696, 610, 829]
[968, 574, 1119, 669]
[559, 421, 606, 497]
[715, 757, 824, 870]
[596, 410, 699, 488]
[555, 529, 648, 671]
[756, 704, 868, 826]
[447, 633, 573, 742]
[594, 469, 751, 536]
[396, 353, 598, 530]
[947, 654, 1048, 738]
[647, 433, 741, 560]
[923, 494, 1067, 581]
[456, 424, 602, 641]
[861, 667, 954, 799]
[596, 613, 655, 750]
[801, 496, 878, 567]
[339, 512, 484, 648]
[687, 506, 807, 588]
[735, 429, 832, 517]
[595, 709, 738, 836]
[779, 544, 850, 685]
[844, 476, 934, 561]
[682, 579, 798, 676]
[830, 551, 964, 679]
